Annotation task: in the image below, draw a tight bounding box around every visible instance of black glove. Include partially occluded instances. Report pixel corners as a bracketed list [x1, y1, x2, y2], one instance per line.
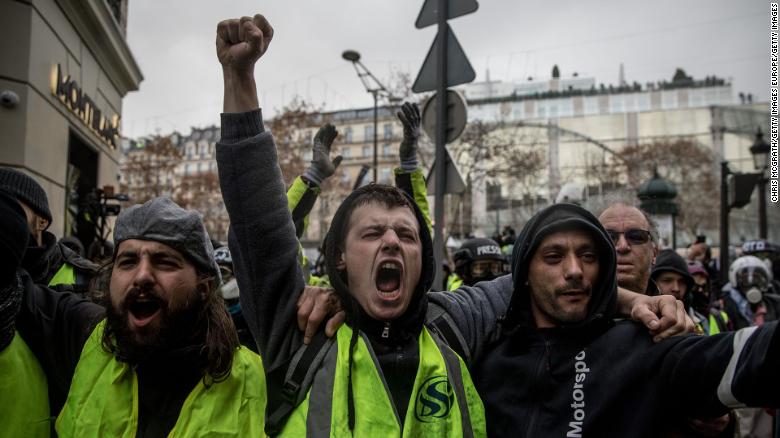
[303, 124, 342, 186]
[397, 102, 421, 171]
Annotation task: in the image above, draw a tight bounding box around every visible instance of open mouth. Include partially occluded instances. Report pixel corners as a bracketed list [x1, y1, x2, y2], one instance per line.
[375, 261, 402, 299]
[127, 296, 163, 328]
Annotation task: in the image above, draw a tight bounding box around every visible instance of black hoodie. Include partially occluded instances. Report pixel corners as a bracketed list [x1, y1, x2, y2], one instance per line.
[471, 204, 780, 437]
[322, 183, 435, 425]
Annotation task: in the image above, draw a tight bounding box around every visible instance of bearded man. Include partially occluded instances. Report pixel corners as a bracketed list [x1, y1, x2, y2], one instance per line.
[16, 197, 266, 437]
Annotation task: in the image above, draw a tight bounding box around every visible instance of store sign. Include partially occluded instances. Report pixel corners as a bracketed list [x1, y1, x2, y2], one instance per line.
[50, 64, 121, 149]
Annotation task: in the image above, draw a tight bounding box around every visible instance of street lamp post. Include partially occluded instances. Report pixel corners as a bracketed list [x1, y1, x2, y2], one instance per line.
[749, 128, 771, 239]
[342, 50, 398, 183]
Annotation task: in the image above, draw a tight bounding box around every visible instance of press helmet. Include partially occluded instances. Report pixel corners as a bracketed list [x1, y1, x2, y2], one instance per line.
[453, 237, 508, 285]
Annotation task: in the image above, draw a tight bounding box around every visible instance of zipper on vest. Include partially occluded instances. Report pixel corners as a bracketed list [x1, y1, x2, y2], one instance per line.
[382, 322, 391, 338]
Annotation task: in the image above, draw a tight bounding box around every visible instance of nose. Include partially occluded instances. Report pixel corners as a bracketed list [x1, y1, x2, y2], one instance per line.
[563, 253, 584, 281]
[132, 257, 155, 288]
[614, 233, 631, 254]
[381, 229, 401, 252]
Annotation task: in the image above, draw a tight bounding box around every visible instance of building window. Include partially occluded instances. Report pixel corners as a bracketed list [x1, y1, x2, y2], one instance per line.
[383, 143, 392, 156]
[185, 164, 191, 175]
[303, 150, 313, 161]
[384, 123, 393, 139]
[557, 99, 573, 117]
[583, 97, 599, 115]
[364, 125, 374, 142]
[380, 167, 391, 184]
[342, 147, 351, 158]
[187, 146, 194, 159]
[661, 91, 678, 109]
[637, 94, 651, 111]
[609, 95, 624, 113]
[362, 146, 371, 157]
[345, 127, 353, 143]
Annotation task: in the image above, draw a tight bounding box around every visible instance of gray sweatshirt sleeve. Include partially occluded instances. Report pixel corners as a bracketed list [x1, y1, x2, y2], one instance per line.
[426, 274, 513, 362]
[216, 109, 305, 370]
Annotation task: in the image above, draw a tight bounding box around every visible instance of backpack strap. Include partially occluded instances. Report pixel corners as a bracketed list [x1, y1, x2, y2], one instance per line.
[265, 331, 334, 436]
[426, 311, 471, 366]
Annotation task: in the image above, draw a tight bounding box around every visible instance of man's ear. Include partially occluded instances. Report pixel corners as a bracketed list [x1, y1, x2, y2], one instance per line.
[36, 216, 49, 231]
[197, 278, 211, 300]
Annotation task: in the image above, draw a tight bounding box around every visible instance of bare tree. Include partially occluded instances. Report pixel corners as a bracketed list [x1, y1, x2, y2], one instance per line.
[120, 135, 182, 204]
[269, 98, 325, 184]
[454, 120, 546, 199]
[598, 139, 719, 236]
[174, 171, 229, 243]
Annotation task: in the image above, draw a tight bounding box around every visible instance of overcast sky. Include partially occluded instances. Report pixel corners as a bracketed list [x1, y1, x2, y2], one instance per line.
[121, 0, 768, 138]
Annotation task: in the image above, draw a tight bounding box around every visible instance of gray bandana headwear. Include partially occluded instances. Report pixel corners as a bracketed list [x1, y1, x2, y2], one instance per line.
[113, 197, 221, 283]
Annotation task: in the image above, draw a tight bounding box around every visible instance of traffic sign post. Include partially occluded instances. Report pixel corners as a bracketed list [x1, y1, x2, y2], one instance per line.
[413, 0, 477, 288]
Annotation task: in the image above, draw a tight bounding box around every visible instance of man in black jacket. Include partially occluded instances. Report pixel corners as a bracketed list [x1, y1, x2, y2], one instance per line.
[0, 167, 97, 293]
[472, 203, 779, 437]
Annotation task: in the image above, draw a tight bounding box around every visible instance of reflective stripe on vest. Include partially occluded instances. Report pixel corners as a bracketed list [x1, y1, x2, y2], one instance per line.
[0, 332, 51, 437]
[277, 324, 486, 437]
[56, 320, 266, 437]
[48, 263, 76, 287]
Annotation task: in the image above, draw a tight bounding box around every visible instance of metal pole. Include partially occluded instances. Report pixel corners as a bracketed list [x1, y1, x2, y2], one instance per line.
[758, 176, 767, 239]
[719, 161, 730, 287]
[432, 0, 449, 289]
[373, 92, 378, 183]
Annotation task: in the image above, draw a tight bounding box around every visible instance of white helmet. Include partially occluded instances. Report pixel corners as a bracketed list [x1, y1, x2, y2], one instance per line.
[555, 182, 585, 205]
[728, 255, 772, 304]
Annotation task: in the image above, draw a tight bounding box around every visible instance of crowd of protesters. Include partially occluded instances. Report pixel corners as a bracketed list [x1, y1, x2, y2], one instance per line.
[1, 12, 778, 438]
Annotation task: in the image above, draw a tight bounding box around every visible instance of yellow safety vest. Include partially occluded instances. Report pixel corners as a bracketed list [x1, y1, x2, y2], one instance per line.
[447, 274, 464, 291]
[278, 324, 486, 437]
[56, 321, 266, 437]
[48, 263, 75, 288]
[0, 332, 51, 437]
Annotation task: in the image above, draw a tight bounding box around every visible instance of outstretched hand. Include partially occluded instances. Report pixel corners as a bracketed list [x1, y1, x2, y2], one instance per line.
[297, 285, 345, 344]
[217, 14, 273, 72]
[304, 124, 343, 186]
[397, 102, 421, 169]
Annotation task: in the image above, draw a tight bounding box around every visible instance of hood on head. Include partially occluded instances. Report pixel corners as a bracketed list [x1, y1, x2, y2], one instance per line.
[652, 249, 695, 292]
[323, 184, 434, 329]
[505, 203, 617, 331]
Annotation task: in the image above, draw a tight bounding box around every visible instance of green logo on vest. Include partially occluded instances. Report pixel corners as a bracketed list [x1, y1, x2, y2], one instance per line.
[414, 375, 454, 422]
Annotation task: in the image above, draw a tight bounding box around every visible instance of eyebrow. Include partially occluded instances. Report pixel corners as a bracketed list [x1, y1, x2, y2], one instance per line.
[116, 249, 182, 261]
[538, 242, 597, 252]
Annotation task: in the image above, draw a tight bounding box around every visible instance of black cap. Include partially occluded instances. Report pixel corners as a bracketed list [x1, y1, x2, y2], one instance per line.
[0, 167, 52, 226]
[0, 191, 29, 285]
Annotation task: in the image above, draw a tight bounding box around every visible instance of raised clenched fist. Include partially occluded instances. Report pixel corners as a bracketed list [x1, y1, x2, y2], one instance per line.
[216, 14, 274, 71]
